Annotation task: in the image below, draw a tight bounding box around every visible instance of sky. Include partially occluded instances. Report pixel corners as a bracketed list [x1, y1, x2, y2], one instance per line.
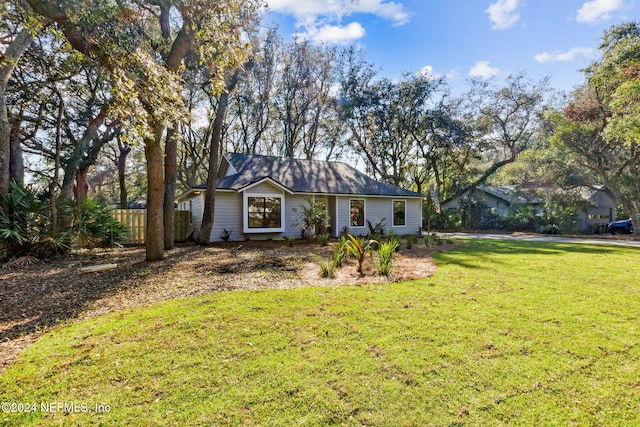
[263, 0, 638, 93]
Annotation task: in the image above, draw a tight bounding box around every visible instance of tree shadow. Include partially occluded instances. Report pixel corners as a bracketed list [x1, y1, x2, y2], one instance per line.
[0, 245, 201, 344]
[431, 239, 636, 270]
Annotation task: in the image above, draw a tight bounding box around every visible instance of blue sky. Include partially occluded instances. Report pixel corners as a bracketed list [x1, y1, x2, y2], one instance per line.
[264, 0, 638, 93]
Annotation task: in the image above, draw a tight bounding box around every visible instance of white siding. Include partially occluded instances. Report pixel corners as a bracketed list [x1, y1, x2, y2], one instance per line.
[210, 192, 243, 241]
[185, 190, 422, 242]
[284, 194, 308, 238]
[245, 181, 282, 194]
[336, 196, 422, 236]
[190, 193, 205, 239]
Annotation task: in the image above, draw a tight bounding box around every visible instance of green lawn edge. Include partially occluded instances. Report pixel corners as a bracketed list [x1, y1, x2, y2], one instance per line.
[2, 240, 639, 426]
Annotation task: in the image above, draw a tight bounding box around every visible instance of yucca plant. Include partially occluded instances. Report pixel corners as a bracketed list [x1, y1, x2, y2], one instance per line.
[344, 234, 377, 276]
[333, 236, 348, 267]
[375, 240, 400, 276]
[318, 233, 330, 246]
[318, 259, 336, 278]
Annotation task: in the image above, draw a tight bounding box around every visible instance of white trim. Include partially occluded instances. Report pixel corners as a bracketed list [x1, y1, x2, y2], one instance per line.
[392, 199, 407, 228]
[243, 192, 285, 233]
[294, 191, 422, 199]
[349, 198, 366, 228]
[239, 177, 294, 194]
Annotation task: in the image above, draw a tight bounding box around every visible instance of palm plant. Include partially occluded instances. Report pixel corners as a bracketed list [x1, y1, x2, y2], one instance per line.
[344, 234, 377, 276]
[375, 240, 400, 276]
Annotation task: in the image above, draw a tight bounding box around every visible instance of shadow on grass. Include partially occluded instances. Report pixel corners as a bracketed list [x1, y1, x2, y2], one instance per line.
[0, 245, 202, 344]
[431, 239, 630, 270]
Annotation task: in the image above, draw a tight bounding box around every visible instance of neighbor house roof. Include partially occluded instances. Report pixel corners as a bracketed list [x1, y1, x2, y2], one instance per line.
[194, 153, 423, 198]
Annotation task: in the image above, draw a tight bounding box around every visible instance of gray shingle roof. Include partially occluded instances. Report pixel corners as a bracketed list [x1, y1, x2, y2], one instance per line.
[195, 153, 422, 198]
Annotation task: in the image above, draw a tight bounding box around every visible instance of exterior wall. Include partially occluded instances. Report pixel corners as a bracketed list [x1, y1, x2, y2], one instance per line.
[209, 191, 243, 241]
[284, 194, 308, 238]
[336, 196, 422, 237]
[183, 190, 422, 242]
[580, 191, 616, 232]
[188, 193, 205, 239]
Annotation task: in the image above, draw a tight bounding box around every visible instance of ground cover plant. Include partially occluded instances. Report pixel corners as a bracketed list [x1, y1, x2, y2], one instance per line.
[1, 240, 639, 426]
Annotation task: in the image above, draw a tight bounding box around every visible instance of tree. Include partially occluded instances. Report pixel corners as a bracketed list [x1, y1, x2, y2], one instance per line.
[0, 3, 37, 211]
[443, 73, 549, 203]
[24, 0, 261, 260]
[549, 22, 640, 234]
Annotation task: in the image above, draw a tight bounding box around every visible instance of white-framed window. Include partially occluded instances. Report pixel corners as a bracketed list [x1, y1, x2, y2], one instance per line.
[243, 193, 285, 233]
[350, 199, 365, 227]
[393, 200, 406, 227]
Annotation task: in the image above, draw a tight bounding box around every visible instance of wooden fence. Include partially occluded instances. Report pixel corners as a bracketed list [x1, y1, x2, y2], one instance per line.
[112, 209, 191, 245]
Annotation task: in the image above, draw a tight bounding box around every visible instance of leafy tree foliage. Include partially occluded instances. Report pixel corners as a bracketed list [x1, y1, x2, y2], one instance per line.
[549, 22, 640, 234]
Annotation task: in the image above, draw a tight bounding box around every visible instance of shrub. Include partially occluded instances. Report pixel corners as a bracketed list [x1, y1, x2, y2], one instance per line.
[424, 235, 431, 247]
[318, 259, 336, 278]
[333, 236, 348, 267]
[318, 233, 330, 246]
[0, 183, 67, 259]
[344, 234, 377, 276]
[406, 234, 418, 249]
[367, 218, 386, 237]
[375, 240, 400, 276]
[293, 198, 330, 239]
[286, 236, 296, 247]
[220, 229, 233, 241]
[70, 197, 126, 248]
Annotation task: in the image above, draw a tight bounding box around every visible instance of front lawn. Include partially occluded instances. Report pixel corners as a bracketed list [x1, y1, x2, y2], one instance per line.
[1, 240, 639, 426]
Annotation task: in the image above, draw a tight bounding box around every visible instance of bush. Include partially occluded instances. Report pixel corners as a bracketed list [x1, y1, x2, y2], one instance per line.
[70, 197, 126, 248]
[318, 259, 336, 278]
[0, 183, 66, 259]
[344, 234, 377, 276]
[406, 234, 418, 249]
[293, 198, 330, 239]
[375, 240, 400, 276]
[318, 233, 330, 246]
[536, 224, 562, 234]
[333, 236, 348, 267]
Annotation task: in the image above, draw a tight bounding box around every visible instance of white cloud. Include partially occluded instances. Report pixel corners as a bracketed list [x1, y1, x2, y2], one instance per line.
[417, 65, 459, 81]
[576, 0, 624, 24]
[468, 61, 500, 78]
[308, 22, 366, 44]
[534, 47, 595, 63]
[486, 0, 521, 30]
[267, 0, 411, 44]
[417, 65, 437, 79]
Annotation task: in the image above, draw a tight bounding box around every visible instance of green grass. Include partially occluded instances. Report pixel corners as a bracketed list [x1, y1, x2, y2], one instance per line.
[2, 240, 640, 426]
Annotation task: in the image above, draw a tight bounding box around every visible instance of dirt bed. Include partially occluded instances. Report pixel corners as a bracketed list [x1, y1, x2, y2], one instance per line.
[0, 239, 463, 372]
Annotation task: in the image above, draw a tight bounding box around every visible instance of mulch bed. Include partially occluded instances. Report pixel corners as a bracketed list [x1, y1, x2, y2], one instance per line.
[0, 239, 463, 372]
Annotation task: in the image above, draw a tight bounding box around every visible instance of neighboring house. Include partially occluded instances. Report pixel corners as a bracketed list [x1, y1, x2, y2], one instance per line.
[442, 185, 617, 232]
[442, 186, 541, 217]
[176, 153, 424, 242]
[573, 186, 617, 232]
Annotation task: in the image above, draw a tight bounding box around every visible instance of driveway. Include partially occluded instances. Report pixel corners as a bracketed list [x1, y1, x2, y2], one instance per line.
[439, 232, 640, 248]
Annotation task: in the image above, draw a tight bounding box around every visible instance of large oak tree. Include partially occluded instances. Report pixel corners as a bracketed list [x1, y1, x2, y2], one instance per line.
[23, 0, 261, 260]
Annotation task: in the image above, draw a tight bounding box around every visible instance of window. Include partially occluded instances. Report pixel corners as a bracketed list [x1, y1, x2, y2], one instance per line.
[248, 197, 282, 229]
[393, 200, 406, 227]
[350, 199, 365, 227]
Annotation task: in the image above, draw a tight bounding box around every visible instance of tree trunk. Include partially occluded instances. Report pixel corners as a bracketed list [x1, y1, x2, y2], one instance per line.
[145, 128, 165, 261]
[50, 93, 64, 234]
[117, 138, 131, 209]
[198, 70, 240, 244]
[163, 126, 177, 250]
[73, 165, 89, 202]
[0, 29, 33, 211]
[9, 122, 24, 187]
